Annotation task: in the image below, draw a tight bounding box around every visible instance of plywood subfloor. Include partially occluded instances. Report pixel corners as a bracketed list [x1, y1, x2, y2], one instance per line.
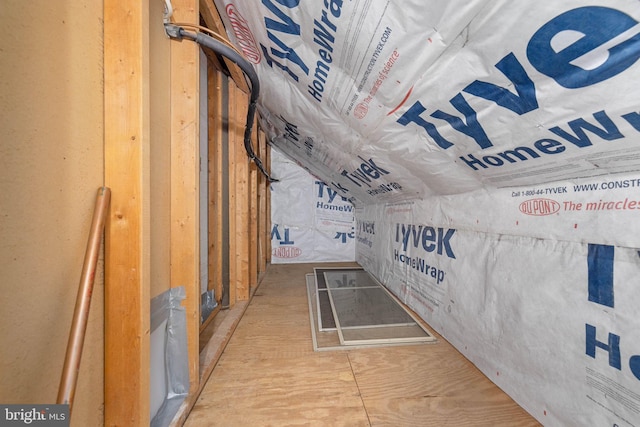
[185, 263, 541, 427]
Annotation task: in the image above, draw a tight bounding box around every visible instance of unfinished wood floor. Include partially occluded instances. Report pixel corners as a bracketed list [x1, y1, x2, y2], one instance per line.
[185, 263, 541, 427]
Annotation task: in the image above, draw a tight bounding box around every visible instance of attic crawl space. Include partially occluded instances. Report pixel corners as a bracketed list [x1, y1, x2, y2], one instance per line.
[1, 0, 639, 426]
[216, 2, 640, 425]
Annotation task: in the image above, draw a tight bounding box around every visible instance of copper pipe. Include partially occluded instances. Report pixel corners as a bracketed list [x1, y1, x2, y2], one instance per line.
[57, 187, 111, 411]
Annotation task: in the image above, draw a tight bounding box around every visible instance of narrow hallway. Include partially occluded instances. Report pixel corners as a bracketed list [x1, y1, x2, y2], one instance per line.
[184, 263, 539, 426]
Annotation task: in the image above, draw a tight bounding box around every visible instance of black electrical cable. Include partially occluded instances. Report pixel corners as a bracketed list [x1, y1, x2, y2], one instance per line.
[171, 26, 278, 182]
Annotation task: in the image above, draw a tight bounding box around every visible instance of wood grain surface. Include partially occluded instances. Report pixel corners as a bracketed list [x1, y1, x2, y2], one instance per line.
[185, 263, 541, 427]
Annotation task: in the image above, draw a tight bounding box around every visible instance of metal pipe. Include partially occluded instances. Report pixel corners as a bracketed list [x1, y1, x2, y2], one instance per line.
[57, 186, 111, 412]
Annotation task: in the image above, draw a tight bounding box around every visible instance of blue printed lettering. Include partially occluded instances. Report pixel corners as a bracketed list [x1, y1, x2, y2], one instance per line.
[437, 228, 456, 259]
[549, 111, 624, 148]
[271, 225, 295, 245]
[527, 7, 640, 89]
[279, 115, 300, 141]
[430, 93, 493, 149]
[325, 0, 343, 18]
[335, 229, 355, 243]
[313, 11, 336, 52]
[396, 223, 456, 259]
[533, 138, 566, 154]
[260, 43, 302, 82]
[263, 0, 300, 34]
[357, 220, 375, 234]
[393, 249, 447, 284]
[396, 101, 454, 149]
[316, 181, 344, 202]
[463, 52, 539, 115]
[630, 355, 640, 380]
[587, 244, 615, 308]
[341, 157, 390, 188]
[421, 226, 435, 252]
[585, 324, 621, 370]
[261, 0, 309, 82]
[397, 6, 640, 155]
[307, 0, 342, 102]
[265, 30, 309, 76]
[621, 111, 640, 131]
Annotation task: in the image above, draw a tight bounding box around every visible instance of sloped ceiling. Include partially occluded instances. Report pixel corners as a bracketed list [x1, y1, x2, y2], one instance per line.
[213, 0, 640, 206]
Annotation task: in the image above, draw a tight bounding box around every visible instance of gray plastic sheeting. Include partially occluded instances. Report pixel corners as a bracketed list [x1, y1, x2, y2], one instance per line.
[150, 286, 189, 427]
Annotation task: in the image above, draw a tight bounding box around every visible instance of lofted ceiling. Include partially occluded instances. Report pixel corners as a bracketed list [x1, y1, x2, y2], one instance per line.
[207, 0, 640, 206]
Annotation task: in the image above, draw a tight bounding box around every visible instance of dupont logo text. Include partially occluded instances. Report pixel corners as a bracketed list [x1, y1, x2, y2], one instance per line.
[519, 198, 560, 216]
[226, 4, 261, 64]
[354, 102, 369, 119]
[272, 246, 302, 258]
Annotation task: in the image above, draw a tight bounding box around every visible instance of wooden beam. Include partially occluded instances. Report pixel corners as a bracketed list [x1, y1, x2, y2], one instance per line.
[170, 0, 200, 390]
[208, 67, 224, 303]
[199, 0, 250, 94]
[231, 81, 250, 301]
[227, 80, 238, 307]
[203, 48, 224, 73]
[257, 129, 268, 274]
[249, 126, 258, 293]
[104, 1, 150, 425]
[266, 142, 272, 264]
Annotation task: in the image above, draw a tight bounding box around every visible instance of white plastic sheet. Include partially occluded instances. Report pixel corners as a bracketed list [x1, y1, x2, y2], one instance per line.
[270, 149, 355, 263]
[357, 202, 640, 426]
[214, 0, 640, 203]
[212, 0, 640, 424]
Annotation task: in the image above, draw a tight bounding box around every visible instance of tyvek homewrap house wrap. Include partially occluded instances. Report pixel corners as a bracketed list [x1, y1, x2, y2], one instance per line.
[214, 1, 640, 425]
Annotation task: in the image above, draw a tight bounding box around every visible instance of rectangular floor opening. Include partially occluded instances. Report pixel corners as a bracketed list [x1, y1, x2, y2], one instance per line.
[306, 267, 436, 351]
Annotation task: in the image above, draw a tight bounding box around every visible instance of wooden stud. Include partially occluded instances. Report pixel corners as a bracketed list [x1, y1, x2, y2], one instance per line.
[202, 47, 224, 74]
[104, 1, 150, 425]
[257, 129, 268, 274]
[230, 81, 250, 301]
[240, 88, 251, 300]
[249, 126, 259, 293]
[208, 66, 223, 304]
[170, 0, 200, 390]
[227, 80, 238, 307]
[266, 141, 272, 264]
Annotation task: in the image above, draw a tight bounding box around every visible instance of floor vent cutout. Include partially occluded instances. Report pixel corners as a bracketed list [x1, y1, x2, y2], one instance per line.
[306, 267, 436, 351]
